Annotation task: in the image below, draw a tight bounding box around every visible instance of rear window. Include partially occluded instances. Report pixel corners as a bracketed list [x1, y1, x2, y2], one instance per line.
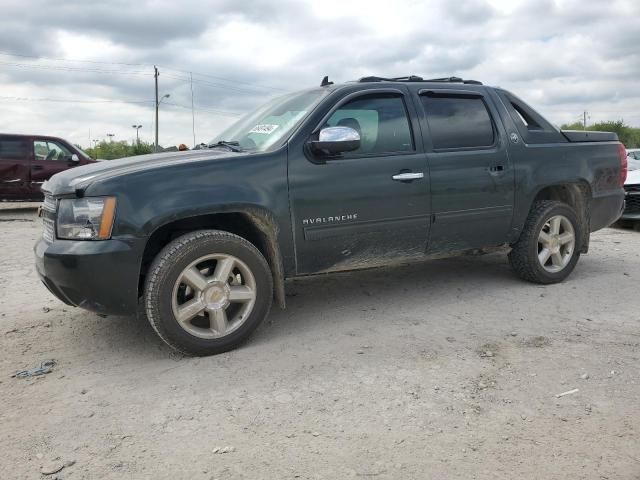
[421, 95, 494, 149]
[0, 138, 28, 160]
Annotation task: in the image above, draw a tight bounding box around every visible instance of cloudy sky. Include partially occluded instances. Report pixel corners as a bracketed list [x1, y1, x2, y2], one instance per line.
[1, 0, 638, 148]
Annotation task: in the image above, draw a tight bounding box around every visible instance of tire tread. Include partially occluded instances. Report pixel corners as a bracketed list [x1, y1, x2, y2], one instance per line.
[508, 200, 581, 284]
[144, 230, 272, 356]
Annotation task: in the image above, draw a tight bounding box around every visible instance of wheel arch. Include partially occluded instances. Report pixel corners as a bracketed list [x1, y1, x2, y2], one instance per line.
[529, 181, 592, 253]
[139, 207, 286, 308]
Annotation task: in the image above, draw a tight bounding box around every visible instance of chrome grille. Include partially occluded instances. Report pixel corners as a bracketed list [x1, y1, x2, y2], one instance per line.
[43, 218, 55, 242]
[42, 194, 57, 213]
[41, 194, 57, 242]
[625, 195, 640, 213]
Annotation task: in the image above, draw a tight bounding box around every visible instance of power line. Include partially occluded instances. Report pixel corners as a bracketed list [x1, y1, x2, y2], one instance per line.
[0, 61, 152, 76]
[0, 51, 147, 67]
[0, 95, 153, 105]
[163, 101, 241, 116]
[161, 72, 278, 96]
[159, 65, 286, 92]
[0, 51, 285, 91]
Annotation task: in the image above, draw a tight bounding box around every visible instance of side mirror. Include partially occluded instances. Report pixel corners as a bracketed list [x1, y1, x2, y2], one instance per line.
[309, 126, 360, 156]
[70, 153, 80, 163]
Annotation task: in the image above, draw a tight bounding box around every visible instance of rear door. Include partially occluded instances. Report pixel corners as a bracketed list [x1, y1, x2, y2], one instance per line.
[30, 138, 79, 195]
[415, 89, 515, 252]
[0, 136, 31, 198]
[288, 87, 431, 274]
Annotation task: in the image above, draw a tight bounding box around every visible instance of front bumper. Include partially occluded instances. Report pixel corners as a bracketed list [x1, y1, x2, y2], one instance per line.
[34, 236, 144, 315]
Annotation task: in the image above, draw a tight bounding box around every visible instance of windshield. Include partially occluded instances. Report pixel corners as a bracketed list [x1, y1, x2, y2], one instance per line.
[209, 89, 329, 152]
[74, 145, 92, 160]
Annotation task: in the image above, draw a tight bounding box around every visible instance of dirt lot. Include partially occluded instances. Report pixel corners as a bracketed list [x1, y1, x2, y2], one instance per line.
[1, 207, 639, 480]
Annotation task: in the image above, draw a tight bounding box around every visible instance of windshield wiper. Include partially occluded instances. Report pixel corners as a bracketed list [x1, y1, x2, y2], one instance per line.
[208, 140, 242, 152]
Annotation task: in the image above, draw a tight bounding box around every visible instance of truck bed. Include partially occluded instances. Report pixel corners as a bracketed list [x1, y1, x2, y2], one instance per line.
[561, 130, 619, 142]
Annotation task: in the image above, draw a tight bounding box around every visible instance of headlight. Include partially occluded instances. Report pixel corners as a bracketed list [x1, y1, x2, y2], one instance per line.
[57, 197, 117, 240]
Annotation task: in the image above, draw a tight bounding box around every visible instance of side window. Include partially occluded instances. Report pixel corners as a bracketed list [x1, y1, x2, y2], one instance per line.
[34, 140, 72, 161]
[34, 141, 49, 161]
[0, 138, 28, 161]
[326, 94, 414, 154]
[421, 95, 495, 150]
[511, 102, 542, 130]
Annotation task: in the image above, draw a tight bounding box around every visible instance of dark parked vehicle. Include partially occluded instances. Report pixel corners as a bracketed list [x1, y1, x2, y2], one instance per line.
[0, 134, 94, 200]
[35, 76, 626, 356]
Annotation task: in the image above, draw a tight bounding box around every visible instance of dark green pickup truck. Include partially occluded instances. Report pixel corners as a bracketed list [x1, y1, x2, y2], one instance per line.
[35, 76, 627, 355]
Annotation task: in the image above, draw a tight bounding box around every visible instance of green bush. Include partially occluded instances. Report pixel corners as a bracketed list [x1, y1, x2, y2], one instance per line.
[560, 120, 640, 148]
[84, 140, 156, 160]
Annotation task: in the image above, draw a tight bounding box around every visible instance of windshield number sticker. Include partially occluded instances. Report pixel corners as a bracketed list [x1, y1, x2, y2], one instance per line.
[249, 124, 279, 134]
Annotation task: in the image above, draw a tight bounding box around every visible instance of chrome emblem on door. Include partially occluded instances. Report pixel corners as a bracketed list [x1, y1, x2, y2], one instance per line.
[302, 213, 358, 225]
[509, 132, 519, 143]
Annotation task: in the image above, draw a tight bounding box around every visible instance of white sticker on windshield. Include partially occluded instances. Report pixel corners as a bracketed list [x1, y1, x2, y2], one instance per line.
[249, 124, 279, 134]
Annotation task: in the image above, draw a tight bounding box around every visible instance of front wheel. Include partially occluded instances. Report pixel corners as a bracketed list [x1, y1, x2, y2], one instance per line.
[508, 201, 582, 284]
[144, 230, 273, 356]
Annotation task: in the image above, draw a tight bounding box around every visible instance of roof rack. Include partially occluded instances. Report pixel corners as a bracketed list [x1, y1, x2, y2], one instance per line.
[357, 75, 483, 85]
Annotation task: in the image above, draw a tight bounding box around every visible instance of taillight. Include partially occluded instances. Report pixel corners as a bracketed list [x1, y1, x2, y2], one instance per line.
[618, 143, 628, 186]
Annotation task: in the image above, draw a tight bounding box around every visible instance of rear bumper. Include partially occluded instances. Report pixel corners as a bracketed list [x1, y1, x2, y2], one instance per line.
[34, 236, 144, 315]
[590, 190, 625, 231]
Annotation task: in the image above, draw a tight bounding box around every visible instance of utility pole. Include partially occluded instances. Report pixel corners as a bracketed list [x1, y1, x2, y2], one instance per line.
[190, 71, 196, 148]
[583, 111, 588, 130]
[154, 65, 159, 152]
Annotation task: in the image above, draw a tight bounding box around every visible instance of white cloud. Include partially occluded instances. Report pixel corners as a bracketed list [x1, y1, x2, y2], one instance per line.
[0, 0, 638, 148]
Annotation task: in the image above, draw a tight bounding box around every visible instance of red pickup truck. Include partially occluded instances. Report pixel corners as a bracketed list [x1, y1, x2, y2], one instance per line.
[0, 133, 95, 200]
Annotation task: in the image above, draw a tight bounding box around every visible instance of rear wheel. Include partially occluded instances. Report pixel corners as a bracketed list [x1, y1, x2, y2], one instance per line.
[144, 230, 273, 356]
[508, 201, 582, 284]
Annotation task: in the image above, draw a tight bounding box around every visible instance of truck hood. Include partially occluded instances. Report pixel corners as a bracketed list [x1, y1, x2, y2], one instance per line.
[43, 149, 241, 196]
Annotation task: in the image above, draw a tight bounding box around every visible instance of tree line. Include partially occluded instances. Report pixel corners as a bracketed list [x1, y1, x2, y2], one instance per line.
[81, 140, 155, 160]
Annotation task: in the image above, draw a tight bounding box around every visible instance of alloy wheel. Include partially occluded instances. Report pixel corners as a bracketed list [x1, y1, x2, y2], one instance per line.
[171, 254, 256, 339]
[537, 214, 575, 273]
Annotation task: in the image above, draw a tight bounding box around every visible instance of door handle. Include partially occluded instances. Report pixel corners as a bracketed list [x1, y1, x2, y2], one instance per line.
[392, 172, 424, 182]
[488, 165, 504, 174]
[32, 165, 44, 171]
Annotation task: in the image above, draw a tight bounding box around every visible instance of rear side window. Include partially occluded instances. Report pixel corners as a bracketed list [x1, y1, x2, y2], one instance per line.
[326, 94, 414, 155]
[421, 95, 494, 149]
[0, 138, 28, 160]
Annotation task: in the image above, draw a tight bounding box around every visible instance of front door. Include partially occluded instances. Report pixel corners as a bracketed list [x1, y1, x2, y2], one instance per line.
[288, 89, 431, 274]
[416, 89, 515, 252]
[30, 139, 79, 195]
[0, 136, 30, 199]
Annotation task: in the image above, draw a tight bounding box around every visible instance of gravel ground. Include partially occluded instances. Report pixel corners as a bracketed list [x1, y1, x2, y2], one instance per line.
[1, 208, 639, 480]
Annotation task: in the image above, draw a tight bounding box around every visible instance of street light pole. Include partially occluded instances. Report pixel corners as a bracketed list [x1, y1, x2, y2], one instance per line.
[154, 65, 159, 152]
[190, 71, 196, 148]
[132, 124, 142, 145]
[106, 133, 115, 142]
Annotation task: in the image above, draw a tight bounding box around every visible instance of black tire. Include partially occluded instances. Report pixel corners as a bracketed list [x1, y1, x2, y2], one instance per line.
[144, 230, 273, 356]
[508, 200, 582, 284]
